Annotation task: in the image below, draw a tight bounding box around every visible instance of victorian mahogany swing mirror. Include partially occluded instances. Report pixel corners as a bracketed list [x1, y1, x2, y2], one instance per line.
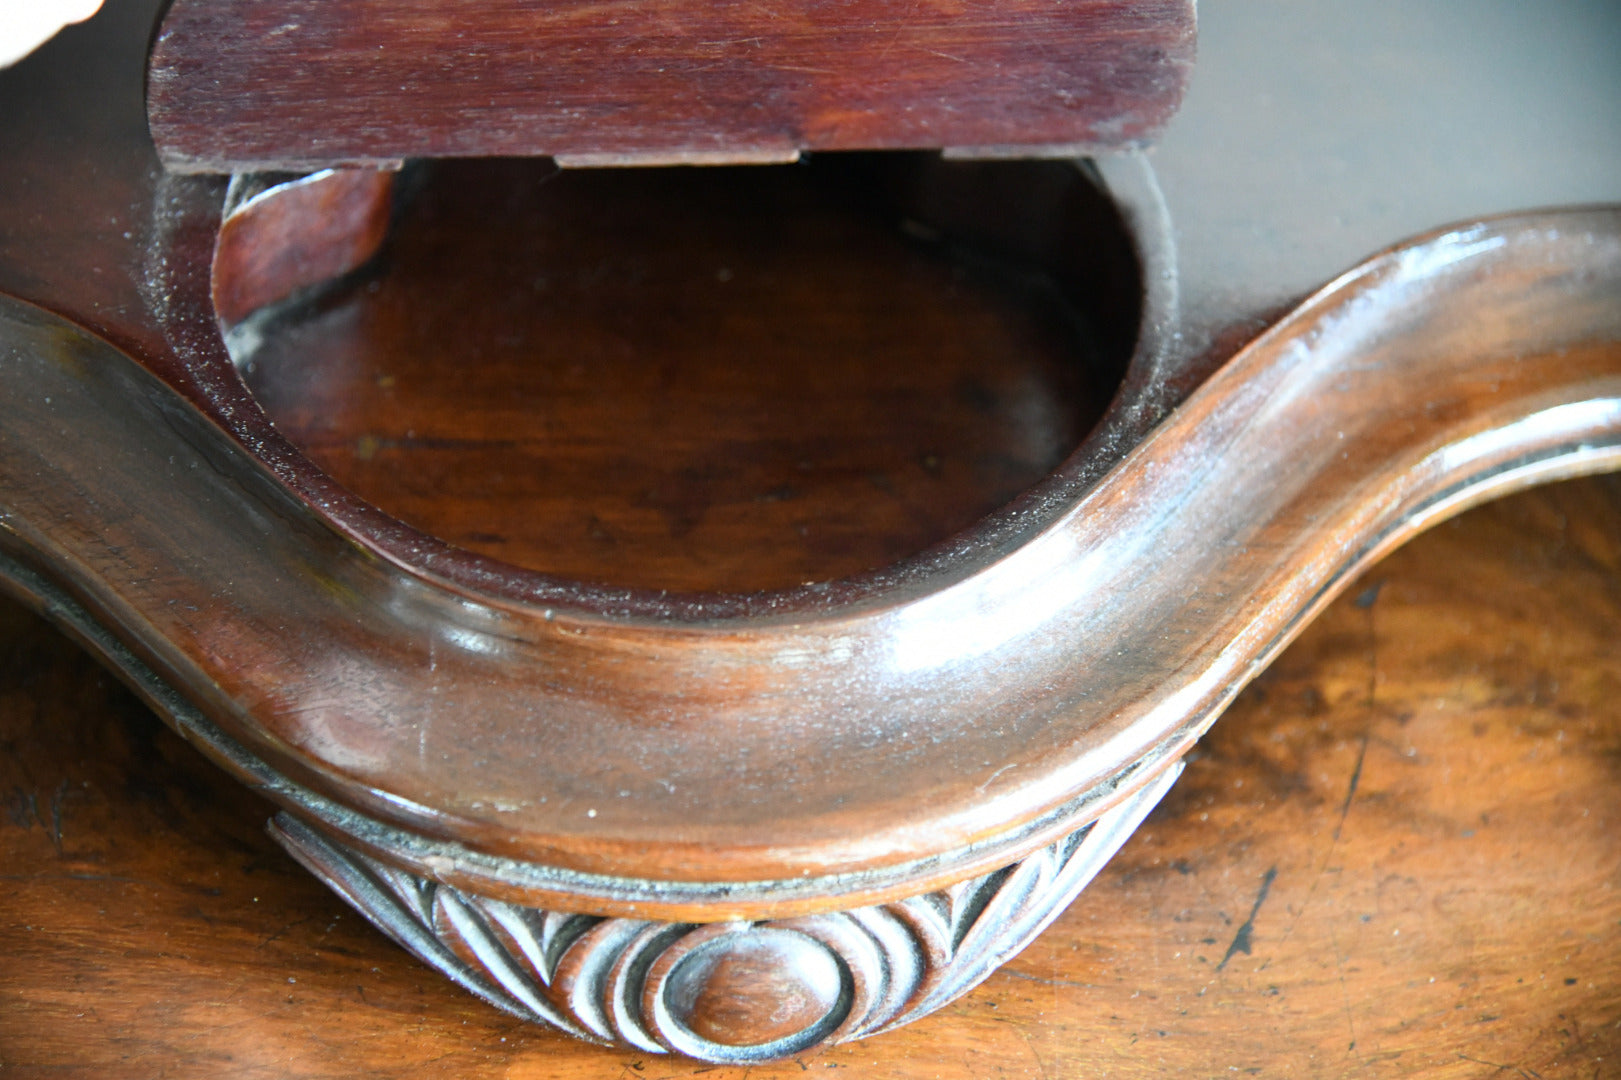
[1, 0, 1618, 1068]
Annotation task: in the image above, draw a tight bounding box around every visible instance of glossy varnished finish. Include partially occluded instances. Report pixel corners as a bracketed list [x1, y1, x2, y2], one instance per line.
[232, 155, 1130, 592]
[4, 207, 1618, 916]
[146, 0, 1197, 172]
[3, 0, 1621, 1060]
[3, 476, 1617, 1075]
[212, 168, 398, 327]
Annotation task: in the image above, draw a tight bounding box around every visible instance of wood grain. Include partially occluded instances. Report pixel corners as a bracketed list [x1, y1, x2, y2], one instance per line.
[2, 3, 1619, 1062]
[145, 0, 1197, 173]
[231, 154, 1131, 592]
[4, 205, 1618, 916]
[3, 475, 1616, 1077]
[212, 169, 398, 326]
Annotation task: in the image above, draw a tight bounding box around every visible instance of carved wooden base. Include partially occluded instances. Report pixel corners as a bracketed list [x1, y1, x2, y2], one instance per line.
[270, 765, 1180, 1063]
[4, 1, 1621, 1070]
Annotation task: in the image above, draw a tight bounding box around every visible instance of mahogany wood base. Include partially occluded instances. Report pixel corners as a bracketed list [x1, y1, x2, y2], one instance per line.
[3, 0, 1620, 1069]
[1, 194, 1617, 1061]
[3, 477, 1617, 1075]
[269, 769, 1177, 1063]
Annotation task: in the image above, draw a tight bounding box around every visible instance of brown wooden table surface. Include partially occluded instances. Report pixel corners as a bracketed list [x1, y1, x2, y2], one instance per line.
[3, 475, 1618, 1078]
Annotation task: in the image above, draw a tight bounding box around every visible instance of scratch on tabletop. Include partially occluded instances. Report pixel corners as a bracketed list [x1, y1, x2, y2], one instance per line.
[1457, 1052, 1543, 1079]
[1275, 725, 1371, 954]
[1333, 734, 1368, 842]
[256, 915, 313, 949]
[1014, 1023, 1058, 1080]
[1216, 865, 1277, 972]
[1002, 969, 1107, 991]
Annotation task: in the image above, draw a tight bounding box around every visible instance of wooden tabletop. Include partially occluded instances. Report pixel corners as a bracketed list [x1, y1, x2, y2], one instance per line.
[2, 474, 1616, 1077]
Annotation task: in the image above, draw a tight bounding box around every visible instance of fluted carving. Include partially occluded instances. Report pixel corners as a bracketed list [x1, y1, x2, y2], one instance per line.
[270, 765, 1178, 1063]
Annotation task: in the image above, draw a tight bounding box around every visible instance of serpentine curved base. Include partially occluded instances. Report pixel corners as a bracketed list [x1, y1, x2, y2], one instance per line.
[3, 0, 1620, 1066]
[271, 764, 1180, 1063]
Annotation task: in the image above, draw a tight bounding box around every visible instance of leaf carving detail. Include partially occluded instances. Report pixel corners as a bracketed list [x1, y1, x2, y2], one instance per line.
[271, 765, 1178, 1063]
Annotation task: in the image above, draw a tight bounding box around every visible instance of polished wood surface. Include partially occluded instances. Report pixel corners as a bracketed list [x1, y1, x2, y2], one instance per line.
[236, 155, 1130, 593]
[4, 0, 1621, 916]
[212, 168, 398, 326]
[7, 204, 1617, 915]
[146, 0, 1196, 173]
[4, 0, 1620, 1060]
[4, 475, 1617, 1076]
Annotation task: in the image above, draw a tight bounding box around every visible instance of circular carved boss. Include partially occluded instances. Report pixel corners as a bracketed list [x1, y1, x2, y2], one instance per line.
[271, 770, 1181, 1063]
[423, 879, 951, 1063]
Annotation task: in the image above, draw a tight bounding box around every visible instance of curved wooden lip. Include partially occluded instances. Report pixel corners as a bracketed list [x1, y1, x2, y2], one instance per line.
[191, 157, 1157, 625]
[3, 206, 1619, 917]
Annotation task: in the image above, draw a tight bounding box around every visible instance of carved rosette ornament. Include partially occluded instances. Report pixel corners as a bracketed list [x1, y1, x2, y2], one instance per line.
[271, 765, 1180, 1063]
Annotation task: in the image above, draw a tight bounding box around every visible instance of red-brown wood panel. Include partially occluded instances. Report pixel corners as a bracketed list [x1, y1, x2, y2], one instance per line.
[146, 0, 1196, 172]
